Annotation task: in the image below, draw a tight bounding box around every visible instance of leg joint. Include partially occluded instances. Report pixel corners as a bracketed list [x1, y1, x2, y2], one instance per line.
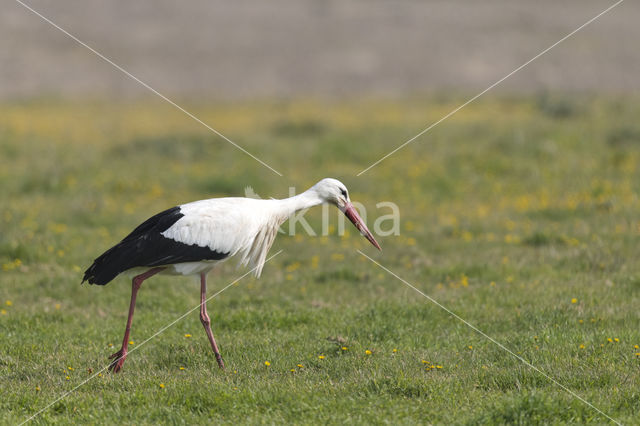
[200, 312, 210, 326]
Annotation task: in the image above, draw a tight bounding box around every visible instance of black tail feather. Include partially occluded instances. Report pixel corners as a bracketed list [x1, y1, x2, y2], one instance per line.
[82, 242, 135, 285]
[82, 206, 228, 285]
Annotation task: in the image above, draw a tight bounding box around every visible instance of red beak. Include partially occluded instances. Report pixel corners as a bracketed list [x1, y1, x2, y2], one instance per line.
[343, 203, 381, 250]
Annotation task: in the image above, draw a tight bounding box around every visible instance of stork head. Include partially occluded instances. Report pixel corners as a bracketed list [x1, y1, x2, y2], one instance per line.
[312, 178, 381, 250]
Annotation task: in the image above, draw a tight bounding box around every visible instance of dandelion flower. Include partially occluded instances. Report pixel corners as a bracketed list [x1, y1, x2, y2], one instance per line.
[607, 338, 613, 343]
[614, 338, 620, 343]
[392, 348, 398, 353]
[98, 373, 103, 378]
[184, 334, 192, 338]
[129, 340, 134, 345]
[68, 366, 73, 371]
[264, 361, 271, 366]
[365, 350, 372, 355]
[635, 353, 640, 357]
[635, 345, 639, 349]
[341, 346, 348, 351]
[297, 364, 304, 368]
[318, 355, 325, 360]
[35, 386, 40, 392]
[159, 383, 165, 389]
[579, 319, 584, 324]
[290, 369, 295, 373]
[65, 376, 70, 381]
[5, 300, 12, 306]
[179, 367, 185, 371]
[436, 365, 443, 369]
[0, 309, 6, 315]
[468, 345, 473, 350]
[579, 344, 585, 349]
[571, 298, 577, 304]
[421, 360, 429, 364]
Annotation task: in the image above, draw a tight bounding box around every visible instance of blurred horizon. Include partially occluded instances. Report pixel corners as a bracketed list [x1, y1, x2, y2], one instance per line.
[2, 0, 638, 101]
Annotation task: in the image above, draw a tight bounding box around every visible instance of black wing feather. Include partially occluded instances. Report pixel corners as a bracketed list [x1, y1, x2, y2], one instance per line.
[82, 206, 228, 285]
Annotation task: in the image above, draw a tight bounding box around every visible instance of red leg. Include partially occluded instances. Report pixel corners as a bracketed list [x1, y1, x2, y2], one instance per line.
[200, 272, 225, 369]
[108, 267, 164, 373]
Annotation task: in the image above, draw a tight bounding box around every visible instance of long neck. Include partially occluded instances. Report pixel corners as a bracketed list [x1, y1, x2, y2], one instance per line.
[272, 188, 324, 218]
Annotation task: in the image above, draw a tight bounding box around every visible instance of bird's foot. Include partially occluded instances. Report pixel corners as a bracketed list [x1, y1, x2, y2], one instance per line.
[108, 348, 128, 373]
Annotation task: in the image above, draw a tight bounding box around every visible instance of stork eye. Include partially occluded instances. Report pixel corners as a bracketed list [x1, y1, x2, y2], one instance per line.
[340, 188, 347, 198]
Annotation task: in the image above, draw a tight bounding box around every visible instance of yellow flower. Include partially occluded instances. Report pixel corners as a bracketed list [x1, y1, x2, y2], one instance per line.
[184, 334, 191, 338]
[607, 338, 613, 343]
[436, 365, 443, 369]
[330, 253, 345, 261]
[297, 364, 304, 368]
[310, 256, 319, 269]
[129, 340, 134, 345]
[614, 338, 620, 342]
[67, 366, 73, 371]
[318, 355, 325, 360]
[392, 348, 398, 353]
[635, 353, 640, 356]
[179, 367, 185, 371]
[65, 376, 70, 381]
[98, 373, 102, 377]
[159, 383, 165, 388]
[468, 345, 473, 350]
[285, 262, 301, 272]
[490, 281, 496, 287]
[290, 369, 296, 373]
[0, 309, 6, 315]
[35, 386, 40, 392]
[571, 298, 577, 304]
[421, 360, 429, 364]
[579, 344, 585, 349]
[578, 319, 584, 324]
[635, 345, 639, 349]
[5, 300, 12, 306]
[365, 350, 372, 355]
[264, 361, 271, 366]
[460, 275, 469, 287]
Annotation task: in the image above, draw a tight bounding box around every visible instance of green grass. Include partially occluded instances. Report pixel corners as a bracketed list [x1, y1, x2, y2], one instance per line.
[1, 95, 640, 424]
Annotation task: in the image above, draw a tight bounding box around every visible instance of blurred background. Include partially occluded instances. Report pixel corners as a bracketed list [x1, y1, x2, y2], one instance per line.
[2, 2, 640, 423]
[2, 0, 638, 100]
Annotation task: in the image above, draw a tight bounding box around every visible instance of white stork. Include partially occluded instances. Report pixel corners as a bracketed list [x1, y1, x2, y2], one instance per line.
[83, 178, 380, 372]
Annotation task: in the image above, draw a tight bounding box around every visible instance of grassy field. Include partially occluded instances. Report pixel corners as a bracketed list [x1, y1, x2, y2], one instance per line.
[1, 95, 639, 424]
